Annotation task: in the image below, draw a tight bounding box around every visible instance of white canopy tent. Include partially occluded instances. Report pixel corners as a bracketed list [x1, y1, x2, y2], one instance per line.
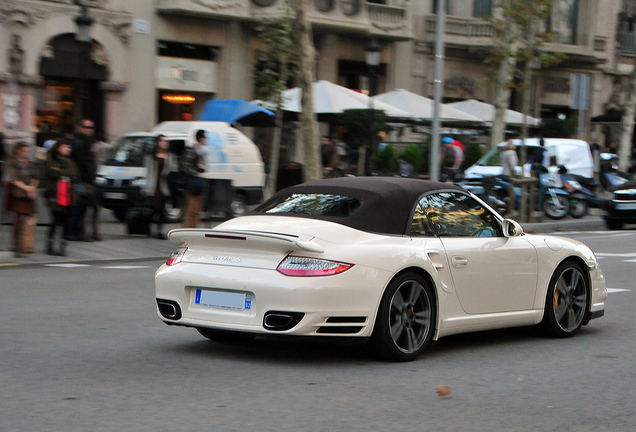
[372, 89, 484, 125]
[446, 99, 540, 127]
[280, 81, 413, 119]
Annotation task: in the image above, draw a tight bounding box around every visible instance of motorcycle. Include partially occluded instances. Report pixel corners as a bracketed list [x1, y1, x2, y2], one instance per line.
[599, 153, 629, 190]
[462, 167, 570, 220]
[557, 165, 602, 219]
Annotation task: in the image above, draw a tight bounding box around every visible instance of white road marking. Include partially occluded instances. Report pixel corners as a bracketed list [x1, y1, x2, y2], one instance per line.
[624, 259, 636, 263]
[595, 253, 636, 258]
[100, 265, 151, 269]
[607, 288, 631, 293]
[552, 231, 636, 239]
[45, 263, 90, 268]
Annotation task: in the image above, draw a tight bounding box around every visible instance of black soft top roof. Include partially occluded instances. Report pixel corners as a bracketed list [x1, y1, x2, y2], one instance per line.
[259, 176, 465, 235]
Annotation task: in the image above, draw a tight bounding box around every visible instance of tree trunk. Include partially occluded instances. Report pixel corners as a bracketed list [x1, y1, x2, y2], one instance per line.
[265, 61, 289, 198]
[489, 0, 516, 150]
[618, 64, 636, 172]
[490, 56, 515, 149]
[294, 0, 321, 182]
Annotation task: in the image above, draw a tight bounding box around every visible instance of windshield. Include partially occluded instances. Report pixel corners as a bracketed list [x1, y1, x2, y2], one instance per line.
[255, 194, 362, 217]
[105, 136, 155, 167]
[475, 147, 502, 166]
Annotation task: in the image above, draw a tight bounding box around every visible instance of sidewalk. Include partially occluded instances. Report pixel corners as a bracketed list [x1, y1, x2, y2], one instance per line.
[0, 210, 607, 266]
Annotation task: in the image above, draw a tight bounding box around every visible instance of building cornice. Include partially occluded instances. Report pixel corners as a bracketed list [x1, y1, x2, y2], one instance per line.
[0, 0, 133, 46]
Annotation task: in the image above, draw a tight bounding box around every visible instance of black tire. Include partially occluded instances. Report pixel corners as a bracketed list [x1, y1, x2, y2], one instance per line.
[543, 194, 570, 219]
[196, 327, 256, 344]
[604, 218, 624, 230]
[541, 261, 589, 338]
[568, 199, 588, 219]
[113, 208, 127, 222]
[370, 272, 436, 362]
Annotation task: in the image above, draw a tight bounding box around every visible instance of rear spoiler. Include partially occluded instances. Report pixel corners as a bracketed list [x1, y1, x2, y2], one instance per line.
[167, 229, 324, 254]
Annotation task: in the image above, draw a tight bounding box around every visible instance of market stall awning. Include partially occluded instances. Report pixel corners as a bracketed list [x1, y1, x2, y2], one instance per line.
[446, 99, 540, 127]
[372, 89, 484, 125]
[280, 81, 413, 120]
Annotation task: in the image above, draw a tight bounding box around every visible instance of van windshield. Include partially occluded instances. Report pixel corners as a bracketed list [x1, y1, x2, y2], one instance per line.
[475, 148, 502, 166]
[105, 136, 155, 167]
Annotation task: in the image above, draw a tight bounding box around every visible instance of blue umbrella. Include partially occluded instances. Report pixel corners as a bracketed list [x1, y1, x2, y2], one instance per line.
[198, 99, 275, 127]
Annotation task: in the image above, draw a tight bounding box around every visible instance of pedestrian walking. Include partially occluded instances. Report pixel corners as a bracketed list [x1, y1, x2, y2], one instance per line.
[42, 140, 79, 256]
[182, 129, 207, 228]
[70, 118, 101, 241]
[142, 134, 174, 239]
[502, 139, 518, 179]
[440, 137, 464, 181]
[6, 142, 38, 257]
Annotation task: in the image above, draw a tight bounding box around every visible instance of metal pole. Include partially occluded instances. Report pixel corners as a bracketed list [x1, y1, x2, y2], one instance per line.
[429, 0, 445, 182]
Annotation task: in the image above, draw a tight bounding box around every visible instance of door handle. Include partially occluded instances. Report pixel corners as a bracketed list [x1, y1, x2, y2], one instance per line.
[451, 256, 469, 268]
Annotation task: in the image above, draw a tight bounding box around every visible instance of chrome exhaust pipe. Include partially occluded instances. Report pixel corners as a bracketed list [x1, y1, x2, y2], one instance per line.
[157, 299, 182, 320]
[263, 311, 304, 331]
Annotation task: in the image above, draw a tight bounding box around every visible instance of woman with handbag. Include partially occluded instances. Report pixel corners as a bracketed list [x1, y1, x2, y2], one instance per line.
[43, 140, 79, 256]
[141, 134, 174, 239]
[182, 129, 207, 228]
[7, 142, 38, 257]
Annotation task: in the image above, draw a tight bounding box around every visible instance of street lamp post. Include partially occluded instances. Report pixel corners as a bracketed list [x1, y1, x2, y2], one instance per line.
[74, 1, 94, 123]
[364, 39, 381, 176]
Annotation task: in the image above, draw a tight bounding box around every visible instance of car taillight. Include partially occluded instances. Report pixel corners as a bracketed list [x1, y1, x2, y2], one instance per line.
[166, 247, 188, 266]
[277, 256, 353, 277]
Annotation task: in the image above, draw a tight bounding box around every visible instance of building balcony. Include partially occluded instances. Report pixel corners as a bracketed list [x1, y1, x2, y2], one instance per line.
[421, 15, 608, 65]
[156, 0, 413, 40]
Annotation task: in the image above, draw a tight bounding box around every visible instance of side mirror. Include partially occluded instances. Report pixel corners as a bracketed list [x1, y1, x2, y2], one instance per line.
[503, 219, 524, 237]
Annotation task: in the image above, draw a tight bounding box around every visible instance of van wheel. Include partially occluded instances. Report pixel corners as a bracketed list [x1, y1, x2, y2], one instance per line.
[230, 194, 247, 218]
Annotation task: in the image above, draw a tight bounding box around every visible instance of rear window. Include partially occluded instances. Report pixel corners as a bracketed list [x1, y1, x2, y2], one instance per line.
[255, 194, 362, 217]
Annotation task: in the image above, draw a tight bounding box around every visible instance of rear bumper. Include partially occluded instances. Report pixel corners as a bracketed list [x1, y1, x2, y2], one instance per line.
[154, 262, 390, 337]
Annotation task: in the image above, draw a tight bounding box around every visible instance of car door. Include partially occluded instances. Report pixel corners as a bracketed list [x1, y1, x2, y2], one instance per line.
[419, 192, 538, 314]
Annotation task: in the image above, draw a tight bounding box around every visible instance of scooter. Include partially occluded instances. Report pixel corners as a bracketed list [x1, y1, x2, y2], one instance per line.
[599, 153, 629, 190]
[463, 168, 570, 219]
[557, 165, 602, 219]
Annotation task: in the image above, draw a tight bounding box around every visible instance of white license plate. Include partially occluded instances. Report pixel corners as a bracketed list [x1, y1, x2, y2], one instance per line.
[104, 192, 127, 200]
[195, 289, 252, 311]
[616, 202, 636, 210]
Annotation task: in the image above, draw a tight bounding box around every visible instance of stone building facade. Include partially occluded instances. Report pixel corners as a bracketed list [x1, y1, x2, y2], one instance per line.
[0, 0, 414, 146]
[0, 0, 634, 150]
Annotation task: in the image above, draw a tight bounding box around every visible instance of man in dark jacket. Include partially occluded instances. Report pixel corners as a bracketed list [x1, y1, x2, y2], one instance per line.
[69, 118, 101, 241]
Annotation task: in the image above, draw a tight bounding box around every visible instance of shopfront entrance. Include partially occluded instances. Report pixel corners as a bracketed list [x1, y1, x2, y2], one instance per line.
[37, 33, 108, 143]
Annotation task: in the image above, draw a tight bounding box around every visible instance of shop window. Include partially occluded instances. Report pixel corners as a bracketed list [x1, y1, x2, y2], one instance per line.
[555, 0, 579, 45]
[158, 90, 194, 123]
[251, 0, 277, 6]
[431, 0, 451, 14]
[314, 0, 335, 12]
[621, 21, 636, 54]
[473, 0, 491, 18]
[157, 40, 219, 61]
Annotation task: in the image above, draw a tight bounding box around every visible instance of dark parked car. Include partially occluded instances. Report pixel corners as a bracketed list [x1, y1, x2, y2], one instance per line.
[604, 173, 636, 230]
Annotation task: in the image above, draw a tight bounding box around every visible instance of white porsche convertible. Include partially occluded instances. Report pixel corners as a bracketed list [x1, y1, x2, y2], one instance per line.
[155, 177, 607, 361]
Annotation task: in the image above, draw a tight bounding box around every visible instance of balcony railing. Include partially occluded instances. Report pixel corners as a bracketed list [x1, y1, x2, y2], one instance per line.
[425, 16, 494, 38]
[367, 3, 407, 31]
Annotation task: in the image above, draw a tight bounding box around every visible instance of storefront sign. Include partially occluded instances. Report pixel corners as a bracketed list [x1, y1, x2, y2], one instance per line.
[156, 57, 217, 93]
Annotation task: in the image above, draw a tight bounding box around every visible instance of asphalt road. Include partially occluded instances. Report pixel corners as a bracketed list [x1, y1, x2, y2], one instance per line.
[1, 230, 634, 432]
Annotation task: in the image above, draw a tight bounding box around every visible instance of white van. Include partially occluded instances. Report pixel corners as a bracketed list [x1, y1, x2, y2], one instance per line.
[96, 132, 189, 222]
[96, 122, 265, 221]
[463, 138, 594, 179]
